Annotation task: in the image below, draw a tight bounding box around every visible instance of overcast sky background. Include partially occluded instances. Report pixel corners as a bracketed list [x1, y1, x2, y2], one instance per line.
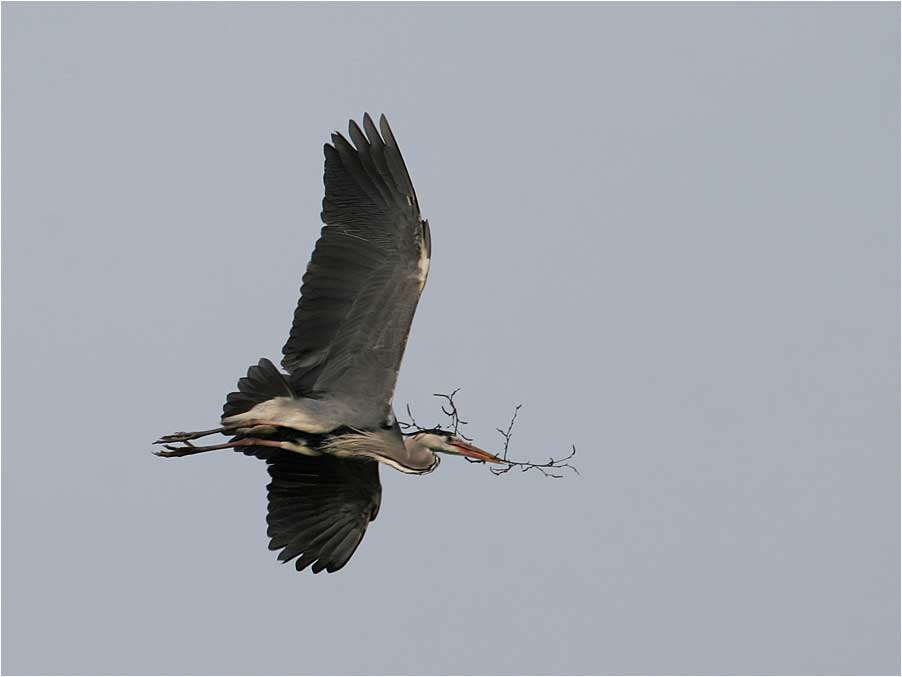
[2, 3, 899, 675]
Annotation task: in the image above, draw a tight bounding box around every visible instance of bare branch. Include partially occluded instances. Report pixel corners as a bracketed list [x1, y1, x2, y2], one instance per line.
[399, 392, 579, 478]
[489, 443, 579, 479]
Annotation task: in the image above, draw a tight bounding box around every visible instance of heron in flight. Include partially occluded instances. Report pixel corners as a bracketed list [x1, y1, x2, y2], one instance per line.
[156, 113, 503, 574]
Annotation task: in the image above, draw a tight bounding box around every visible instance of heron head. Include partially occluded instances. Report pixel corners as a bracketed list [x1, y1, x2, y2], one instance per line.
[410, 431, 505, 464]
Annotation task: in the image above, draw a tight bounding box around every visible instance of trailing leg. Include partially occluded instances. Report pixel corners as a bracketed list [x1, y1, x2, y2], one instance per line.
[155, 427, 230, 444]
[154, 437, 292, 458]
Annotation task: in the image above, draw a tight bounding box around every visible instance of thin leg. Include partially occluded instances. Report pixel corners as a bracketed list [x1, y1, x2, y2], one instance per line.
[155, 427, 231, 444]
[153, 437, 289, 458]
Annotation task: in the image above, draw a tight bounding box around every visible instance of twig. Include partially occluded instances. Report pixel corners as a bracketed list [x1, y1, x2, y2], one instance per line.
[490, 443, 579, 479]
[399, 391, 579, 478]
[498, 404, 521, 461]
[397, 403, 421, 431]
[431, 388, 473, 441]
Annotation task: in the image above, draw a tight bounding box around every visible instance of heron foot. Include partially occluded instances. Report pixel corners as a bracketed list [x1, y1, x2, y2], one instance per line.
[154, 443, 198, 458]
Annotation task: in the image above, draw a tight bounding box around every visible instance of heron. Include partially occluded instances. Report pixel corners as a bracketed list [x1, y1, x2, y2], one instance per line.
[156, 113, 504, 574]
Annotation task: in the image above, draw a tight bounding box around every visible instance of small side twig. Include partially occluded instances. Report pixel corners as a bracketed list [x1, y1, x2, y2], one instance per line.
[432, 388, 473, 441]
[398, 389, 472, 440]
[497, 404, 521, 461]
[398, 403, 422, 432]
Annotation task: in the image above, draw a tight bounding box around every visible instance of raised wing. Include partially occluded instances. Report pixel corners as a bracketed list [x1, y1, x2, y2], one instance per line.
[281, 114, 430, 426]
[266, 453, 382, 573]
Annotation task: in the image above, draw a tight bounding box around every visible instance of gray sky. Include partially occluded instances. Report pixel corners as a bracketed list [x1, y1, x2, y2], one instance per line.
[2, 2, 899, 674]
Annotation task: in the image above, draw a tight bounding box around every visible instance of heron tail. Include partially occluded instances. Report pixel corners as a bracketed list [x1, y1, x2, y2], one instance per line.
[222, 358, 296, 419]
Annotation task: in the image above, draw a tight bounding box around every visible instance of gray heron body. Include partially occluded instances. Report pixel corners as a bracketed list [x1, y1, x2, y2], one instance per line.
[156, 114, 502, 574]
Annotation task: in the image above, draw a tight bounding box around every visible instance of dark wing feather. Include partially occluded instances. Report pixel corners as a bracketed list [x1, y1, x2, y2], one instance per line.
[281, 114, 430, 426]
[265, 452, 381, 573]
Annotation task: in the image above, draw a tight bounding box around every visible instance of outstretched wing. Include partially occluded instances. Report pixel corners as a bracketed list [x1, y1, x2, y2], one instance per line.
[266, 452, 382, 573]
[281, 113, 431, 427]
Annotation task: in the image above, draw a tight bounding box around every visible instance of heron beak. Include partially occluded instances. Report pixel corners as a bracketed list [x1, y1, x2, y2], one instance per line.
[451, 439, 505, 464]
